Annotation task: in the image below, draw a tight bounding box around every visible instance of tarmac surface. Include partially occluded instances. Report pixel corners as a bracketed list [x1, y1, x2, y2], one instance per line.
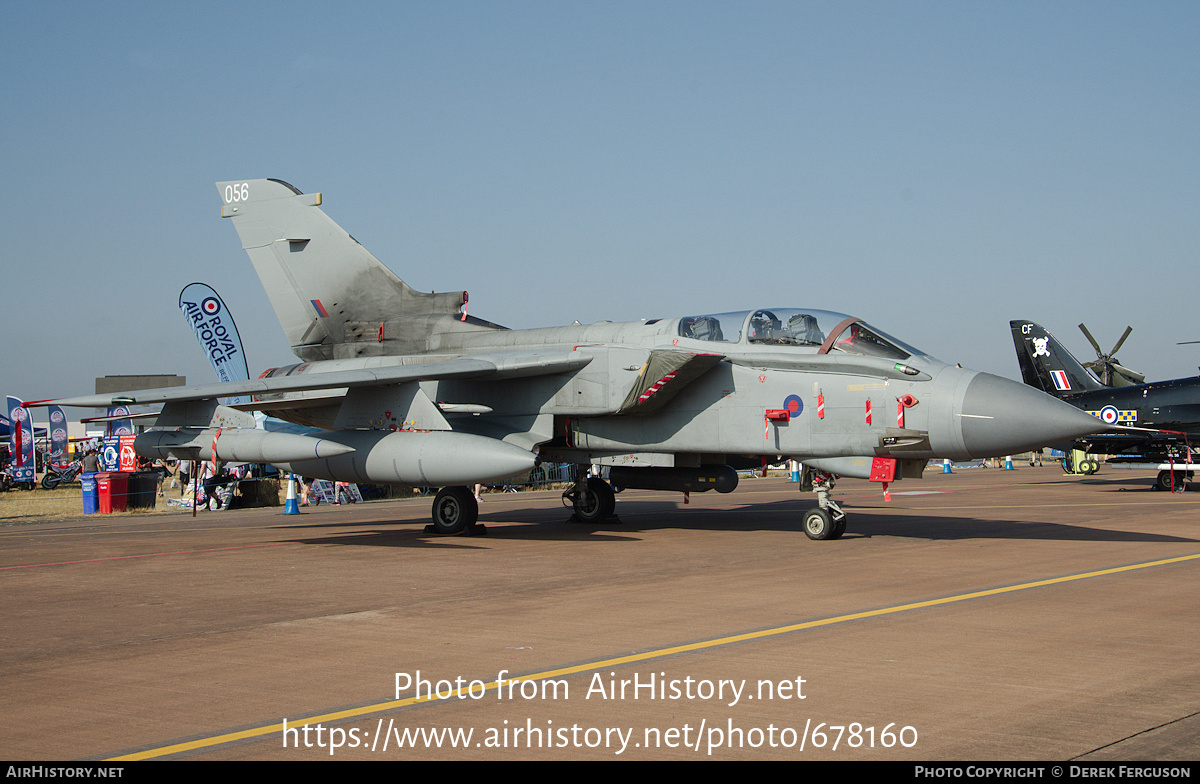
[2, 465, 1197, 761]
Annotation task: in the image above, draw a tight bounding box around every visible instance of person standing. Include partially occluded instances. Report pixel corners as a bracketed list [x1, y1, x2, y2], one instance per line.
[81, 449, 100, 474]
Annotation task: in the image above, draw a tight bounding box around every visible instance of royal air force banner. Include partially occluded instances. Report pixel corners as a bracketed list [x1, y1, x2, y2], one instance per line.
[178, 283, 250, 405]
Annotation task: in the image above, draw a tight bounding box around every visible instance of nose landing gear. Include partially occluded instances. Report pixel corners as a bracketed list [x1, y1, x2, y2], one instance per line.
[800, 468, 846, 540]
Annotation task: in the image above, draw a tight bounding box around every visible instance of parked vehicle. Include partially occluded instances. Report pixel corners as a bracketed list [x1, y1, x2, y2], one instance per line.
[41, 460, 82, 490]
[1, 467, 33, 491]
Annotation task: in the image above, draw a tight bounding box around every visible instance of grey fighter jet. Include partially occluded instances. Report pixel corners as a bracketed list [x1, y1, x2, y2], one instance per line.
[35, 179, 1104, 539]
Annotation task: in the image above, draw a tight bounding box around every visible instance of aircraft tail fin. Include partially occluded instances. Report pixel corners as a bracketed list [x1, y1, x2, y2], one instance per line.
[217, 179, 497, 361]
[1009, 321, 1105, 397]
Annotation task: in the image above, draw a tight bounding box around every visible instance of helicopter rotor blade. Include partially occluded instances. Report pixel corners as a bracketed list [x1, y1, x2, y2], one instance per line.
[1109, 326, 1133, 356]
[1079, 323, 1104, 355]
[1111, 363, 1145, 384]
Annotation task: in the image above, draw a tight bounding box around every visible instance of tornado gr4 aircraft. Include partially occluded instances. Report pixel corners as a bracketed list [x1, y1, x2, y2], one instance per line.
[34, 179, 1105, 539]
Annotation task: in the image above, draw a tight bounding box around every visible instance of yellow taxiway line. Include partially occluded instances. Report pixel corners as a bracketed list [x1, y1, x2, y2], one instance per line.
[111, 551, 1200, 760]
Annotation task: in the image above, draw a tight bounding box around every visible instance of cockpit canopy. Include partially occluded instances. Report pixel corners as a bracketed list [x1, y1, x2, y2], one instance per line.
[678, 308, 923, 361]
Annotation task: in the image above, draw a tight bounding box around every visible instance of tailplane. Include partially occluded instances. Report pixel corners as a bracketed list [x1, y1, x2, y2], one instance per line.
[217, 179, 501, 361]
[1009, 320, 1105, 397]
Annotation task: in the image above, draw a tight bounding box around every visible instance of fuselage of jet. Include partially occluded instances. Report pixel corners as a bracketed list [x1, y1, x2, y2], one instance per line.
[252, 307, 1102, 469]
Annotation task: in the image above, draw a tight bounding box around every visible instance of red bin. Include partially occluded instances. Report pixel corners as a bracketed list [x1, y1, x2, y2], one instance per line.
[96, 472, 129, 513]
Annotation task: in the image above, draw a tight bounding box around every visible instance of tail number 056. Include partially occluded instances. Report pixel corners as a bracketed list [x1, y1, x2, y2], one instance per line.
[223, 183, 250, 204]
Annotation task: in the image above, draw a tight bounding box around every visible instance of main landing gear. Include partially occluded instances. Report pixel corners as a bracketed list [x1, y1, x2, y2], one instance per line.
[1156, 470, 1191, 493]
[563, 474, 618, 524]
[426, 486, 485, 536]
[799, 468, 846, 540]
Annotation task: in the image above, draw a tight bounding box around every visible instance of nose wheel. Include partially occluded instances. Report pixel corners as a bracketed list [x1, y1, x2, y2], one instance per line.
[800, 468, 847, 540]
[803, 508, 846, 540]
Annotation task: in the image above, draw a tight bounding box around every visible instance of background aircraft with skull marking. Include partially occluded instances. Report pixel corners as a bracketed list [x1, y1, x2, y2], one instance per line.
[1010, 320, 1200, 483]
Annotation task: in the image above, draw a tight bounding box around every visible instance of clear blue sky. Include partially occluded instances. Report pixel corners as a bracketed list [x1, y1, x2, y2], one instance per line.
[3, 1, 1198, 404]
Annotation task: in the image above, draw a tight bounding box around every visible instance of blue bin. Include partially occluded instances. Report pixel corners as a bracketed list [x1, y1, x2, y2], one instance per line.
[81, 472, 98, 515]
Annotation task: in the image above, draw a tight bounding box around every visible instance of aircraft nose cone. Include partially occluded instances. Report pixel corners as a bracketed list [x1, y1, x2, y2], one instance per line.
[959, 372, 1103, 458]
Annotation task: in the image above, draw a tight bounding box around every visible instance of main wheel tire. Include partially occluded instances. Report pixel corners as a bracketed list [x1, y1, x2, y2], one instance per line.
[830, 516, 847, 540]
[574, 477, 615, 523]
[432, 486, 479, 535]
[803, 508, 836, 540]
[1157, 471, 1176, 491]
